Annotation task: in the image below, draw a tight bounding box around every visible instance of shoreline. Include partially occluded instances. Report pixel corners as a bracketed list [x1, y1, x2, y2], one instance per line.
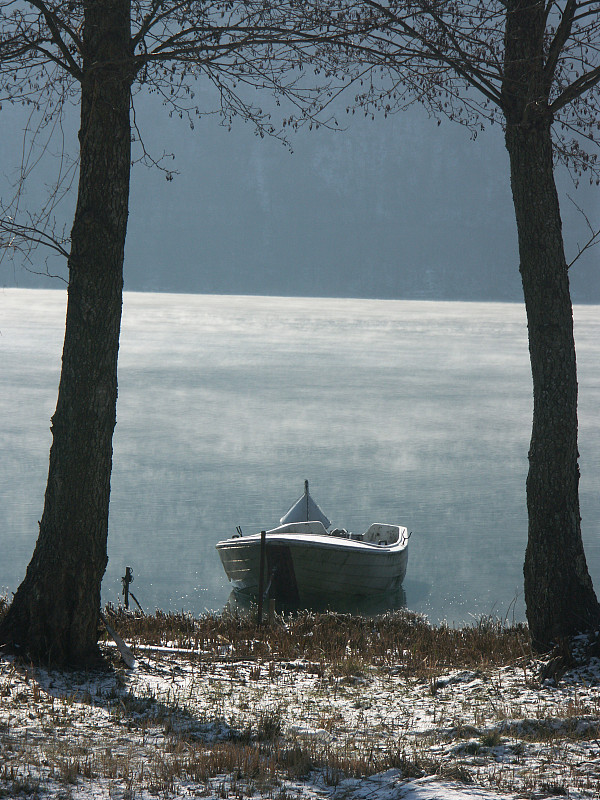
[1, 609, 599, 799]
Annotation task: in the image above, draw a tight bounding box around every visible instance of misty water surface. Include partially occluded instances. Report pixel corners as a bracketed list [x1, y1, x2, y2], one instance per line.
[2, 289, 599, 624]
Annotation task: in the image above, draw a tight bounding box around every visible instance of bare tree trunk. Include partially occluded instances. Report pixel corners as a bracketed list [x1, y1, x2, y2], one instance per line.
[503, 0, 600, 650]
[0, 0, 132, 666]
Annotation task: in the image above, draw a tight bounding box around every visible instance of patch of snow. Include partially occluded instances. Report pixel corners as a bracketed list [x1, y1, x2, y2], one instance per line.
[2, 640, 600, 800]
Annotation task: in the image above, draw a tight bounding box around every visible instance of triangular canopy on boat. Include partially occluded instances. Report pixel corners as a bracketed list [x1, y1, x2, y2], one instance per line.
[280, 480, 330, 527]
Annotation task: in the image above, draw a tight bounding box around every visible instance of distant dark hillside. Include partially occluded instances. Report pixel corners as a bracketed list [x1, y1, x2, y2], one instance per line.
[3, 98, 598, 303]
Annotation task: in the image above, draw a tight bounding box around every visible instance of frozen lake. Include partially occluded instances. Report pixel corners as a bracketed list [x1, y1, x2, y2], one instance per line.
[2, 289, 599, 624]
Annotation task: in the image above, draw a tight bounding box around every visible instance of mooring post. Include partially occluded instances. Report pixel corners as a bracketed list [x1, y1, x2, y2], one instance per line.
[122, 566, 133, 610]
[257, 530, 267, 626]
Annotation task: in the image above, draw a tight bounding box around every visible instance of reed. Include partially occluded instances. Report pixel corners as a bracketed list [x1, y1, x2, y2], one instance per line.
[105, 605, 532, 678]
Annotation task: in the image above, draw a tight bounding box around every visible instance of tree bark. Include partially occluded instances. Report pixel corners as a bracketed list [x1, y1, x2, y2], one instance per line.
[503, 0, 600, 650]
[0, 0, 133, 666]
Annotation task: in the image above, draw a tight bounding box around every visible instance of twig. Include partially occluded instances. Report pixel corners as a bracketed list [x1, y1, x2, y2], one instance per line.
[566, 193, 600, 269]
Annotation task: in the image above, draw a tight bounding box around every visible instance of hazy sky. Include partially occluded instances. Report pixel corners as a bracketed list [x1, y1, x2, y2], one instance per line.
[2, 90, 599, 302]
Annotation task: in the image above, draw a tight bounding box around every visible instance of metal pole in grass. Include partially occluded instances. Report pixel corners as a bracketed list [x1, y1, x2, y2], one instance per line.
[122, 566, 133, 609]
[121, 567, 144, 614]
[257, 530, 267, 626]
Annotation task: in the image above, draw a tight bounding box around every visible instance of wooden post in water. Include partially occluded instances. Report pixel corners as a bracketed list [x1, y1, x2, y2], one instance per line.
[257, 530, 267, 626]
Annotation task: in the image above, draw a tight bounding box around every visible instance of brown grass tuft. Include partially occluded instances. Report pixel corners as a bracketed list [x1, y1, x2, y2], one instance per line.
[104, 605, 531, 678]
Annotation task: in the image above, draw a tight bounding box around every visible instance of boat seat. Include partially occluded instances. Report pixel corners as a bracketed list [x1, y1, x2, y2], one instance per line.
[363, 523, 399, 545]
[330, 527, 350, 538]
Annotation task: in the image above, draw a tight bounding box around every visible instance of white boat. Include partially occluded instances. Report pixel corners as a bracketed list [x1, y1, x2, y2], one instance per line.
[216, 481, 409, 605]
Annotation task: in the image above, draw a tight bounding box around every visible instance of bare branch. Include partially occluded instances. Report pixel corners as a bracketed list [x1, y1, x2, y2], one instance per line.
[27, 0, 84, 79]
[130, 96, 179, 177]
[566, 192, 600, 268]
[551, 61, 600, 112]
[0, 213, 70, 263]
[544, 0, 576, 88]
[360, 0, 505, 109]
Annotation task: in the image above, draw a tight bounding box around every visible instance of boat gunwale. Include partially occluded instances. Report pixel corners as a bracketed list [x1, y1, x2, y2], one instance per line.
[216, 530, 409, 554]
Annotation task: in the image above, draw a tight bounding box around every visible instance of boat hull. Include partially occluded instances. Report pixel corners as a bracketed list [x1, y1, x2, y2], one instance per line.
[216, 531, 408, 604]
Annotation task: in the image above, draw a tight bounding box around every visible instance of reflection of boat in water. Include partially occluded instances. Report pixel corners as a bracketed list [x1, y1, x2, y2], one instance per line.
[225, 586, 407, 617]
[216, 481, 410, 608]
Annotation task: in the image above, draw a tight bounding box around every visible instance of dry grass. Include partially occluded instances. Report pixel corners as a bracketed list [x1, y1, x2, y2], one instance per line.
[0, 593, 532, 677]
[105, 605, 532, 678]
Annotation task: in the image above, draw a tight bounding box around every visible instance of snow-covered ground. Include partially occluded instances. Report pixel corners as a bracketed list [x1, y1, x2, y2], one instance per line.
[1, 636, 600, 800]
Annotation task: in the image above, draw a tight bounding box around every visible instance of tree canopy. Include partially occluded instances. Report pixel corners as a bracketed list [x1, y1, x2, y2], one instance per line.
[0, 0, 366, 263]
[345, 1, 600, 179]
